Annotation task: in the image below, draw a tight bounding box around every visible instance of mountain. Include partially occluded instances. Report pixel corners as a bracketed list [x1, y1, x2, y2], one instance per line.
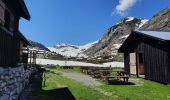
[140, 7, 170, 30]
[84, 17, 148, 61]
[29, 7, 170, 63]
[48, 41, 98, 58]
[29, 40, 50, 52]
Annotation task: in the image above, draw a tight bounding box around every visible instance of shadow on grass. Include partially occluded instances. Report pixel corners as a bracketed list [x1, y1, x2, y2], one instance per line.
[44, 87, 75, 100]
[20, 67, 76, 100]
[108, 80, 135, 85]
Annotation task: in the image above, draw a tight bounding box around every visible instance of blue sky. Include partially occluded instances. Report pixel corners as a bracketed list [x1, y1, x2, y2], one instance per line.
[20, 0, 170, 47]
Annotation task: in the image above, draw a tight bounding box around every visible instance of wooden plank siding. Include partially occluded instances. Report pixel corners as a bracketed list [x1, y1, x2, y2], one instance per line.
[168, 45, 170, 84]
[0, 27, 18, 66]
[141, 42, 169, 84]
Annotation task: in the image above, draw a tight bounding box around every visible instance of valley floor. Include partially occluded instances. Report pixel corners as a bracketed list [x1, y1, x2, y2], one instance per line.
[20, 67, 170, 100]
[36, 59, 124, 67]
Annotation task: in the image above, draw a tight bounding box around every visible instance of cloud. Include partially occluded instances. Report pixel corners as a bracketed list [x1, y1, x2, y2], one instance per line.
[114, 0, 137, 16]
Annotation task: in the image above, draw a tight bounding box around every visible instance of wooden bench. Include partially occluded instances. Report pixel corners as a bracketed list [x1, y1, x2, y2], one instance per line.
[80, 66, 113, 78]
[103, 75, 130, 83]
[61, 66, 74, 69]
[99, 70, 112, 79]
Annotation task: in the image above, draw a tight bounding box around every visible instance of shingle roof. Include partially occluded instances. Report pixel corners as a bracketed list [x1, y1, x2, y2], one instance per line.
[135, 30, 170, 41]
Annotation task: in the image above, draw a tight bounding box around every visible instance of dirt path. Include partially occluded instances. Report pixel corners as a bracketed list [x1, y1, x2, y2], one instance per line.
[61, 72, 103, 86]
[60, 72, 114, 97]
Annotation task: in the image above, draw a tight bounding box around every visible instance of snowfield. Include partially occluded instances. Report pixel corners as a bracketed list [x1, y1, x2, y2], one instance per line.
[48, 41, 98, 58]
[36, 59, 124, 68]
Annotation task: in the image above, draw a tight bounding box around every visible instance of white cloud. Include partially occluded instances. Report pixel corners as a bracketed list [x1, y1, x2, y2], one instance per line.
[114, 0, 137, 16]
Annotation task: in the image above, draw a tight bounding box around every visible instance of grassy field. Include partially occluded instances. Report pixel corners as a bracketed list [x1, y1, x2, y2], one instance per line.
[31, 67, 170, 100]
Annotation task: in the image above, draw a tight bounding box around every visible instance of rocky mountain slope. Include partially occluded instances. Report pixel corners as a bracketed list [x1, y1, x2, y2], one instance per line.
[84, 17, 148, 59]
[140, 7, 170, 30]
[29, 40, 50, 52]
[48, 41, 98, 58]
[29, 40, 66, 60]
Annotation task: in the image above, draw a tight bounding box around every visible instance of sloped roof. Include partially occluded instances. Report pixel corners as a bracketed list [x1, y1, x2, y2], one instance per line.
[118, 30, 170, 52]
[135, 30, 170, 41]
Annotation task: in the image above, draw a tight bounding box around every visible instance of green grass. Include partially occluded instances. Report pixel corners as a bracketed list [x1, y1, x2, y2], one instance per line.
[31, 68, 170, 100]
[43, 72, 110, 100]
[100, 79, 170, 100]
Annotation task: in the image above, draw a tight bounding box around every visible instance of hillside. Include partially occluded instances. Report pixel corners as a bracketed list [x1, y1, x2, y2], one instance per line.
[29, 40, 50, 52]
[84, 17, 148, 61]
[140, 7, 170, 30]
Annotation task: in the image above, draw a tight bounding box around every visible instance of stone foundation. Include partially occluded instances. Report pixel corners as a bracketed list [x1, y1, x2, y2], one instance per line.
[0, 64, 36, 100]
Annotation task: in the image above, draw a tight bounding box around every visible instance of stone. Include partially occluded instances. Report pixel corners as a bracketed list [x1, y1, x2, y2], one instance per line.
[0, 68, 4, 74]
[0, 64, 36, 100]
[0, 94, 9, 100]
[0, 82, 6, 88]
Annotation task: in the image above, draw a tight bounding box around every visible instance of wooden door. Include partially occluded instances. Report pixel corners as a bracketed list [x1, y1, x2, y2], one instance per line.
[130, 53, 137, 75]
[138, 53, 145, 75]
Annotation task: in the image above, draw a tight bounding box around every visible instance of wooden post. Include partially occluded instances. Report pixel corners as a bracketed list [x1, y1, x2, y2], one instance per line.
[30, 51, 32, 66]
[43, 72, 46, 87]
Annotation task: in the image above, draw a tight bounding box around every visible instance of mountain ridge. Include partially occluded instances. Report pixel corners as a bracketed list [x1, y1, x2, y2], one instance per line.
[48, 41, 98, 58]
[84, 17, 148, 59]
[29, 7, 170, 62]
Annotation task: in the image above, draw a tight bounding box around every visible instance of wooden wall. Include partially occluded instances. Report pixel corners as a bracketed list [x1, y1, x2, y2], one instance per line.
[142, 41, 169, 84]
[167, 44, 170, 84]
[0, 27, 18, 66]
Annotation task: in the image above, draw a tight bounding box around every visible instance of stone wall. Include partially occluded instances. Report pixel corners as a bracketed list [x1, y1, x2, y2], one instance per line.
[0, 63, 36, 100]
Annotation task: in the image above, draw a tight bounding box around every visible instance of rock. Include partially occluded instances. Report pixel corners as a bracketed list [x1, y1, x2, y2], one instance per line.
[0, 94, 9, 100]
[141, 7, 170, 30]
[0, 82, 6, 88]
[0, 68, 4, 74]
[0, 64, 36, 100]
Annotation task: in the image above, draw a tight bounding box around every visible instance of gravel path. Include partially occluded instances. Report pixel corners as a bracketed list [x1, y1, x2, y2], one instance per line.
[61, 72, 103, 86]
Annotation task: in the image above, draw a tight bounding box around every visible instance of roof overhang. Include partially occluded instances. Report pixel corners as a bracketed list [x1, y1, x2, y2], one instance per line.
[17, 0, 31, 20]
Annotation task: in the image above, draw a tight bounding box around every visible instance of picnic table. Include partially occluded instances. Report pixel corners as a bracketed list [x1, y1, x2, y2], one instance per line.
[113, 71, 128, 76]
[103, 71, 130, 83]
[103, 75, 129, 82]
[80, 66, 112, 78]
[99, 70, 112, 79]
[61, 66, 74, 69]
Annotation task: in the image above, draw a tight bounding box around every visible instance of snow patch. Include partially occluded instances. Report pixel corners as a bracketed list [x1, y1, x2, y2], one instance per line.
[36, 59, 124, 67]
[139, 19, 148, 28]
[48, 41, 98, 58]
[126, 17, 135, 22]
[119, 34, 129, 39]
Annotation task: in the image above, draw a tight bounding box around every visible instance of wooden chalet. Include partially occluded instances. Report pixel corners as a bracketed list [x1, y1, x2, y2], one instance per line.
[118, 30, 170, 84]
[0, 0, 30, 66]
